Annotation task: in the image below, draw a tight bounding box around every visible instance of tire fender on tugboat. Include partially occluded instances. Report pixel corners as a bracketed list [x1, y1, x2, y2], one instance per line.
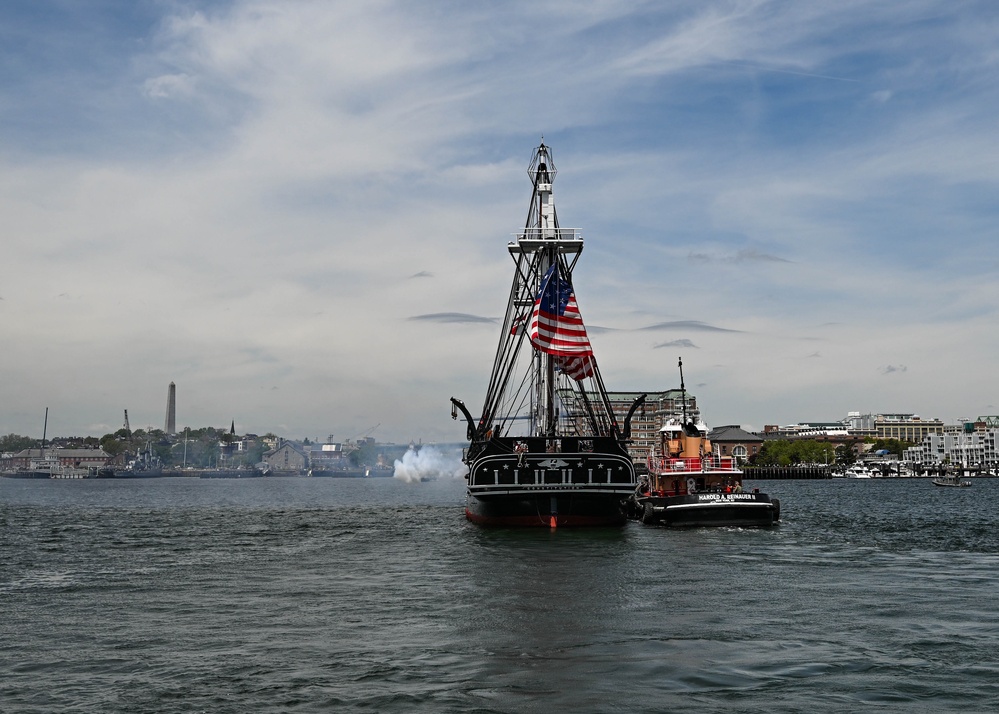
[772, 498, 781, 523]
[641, 501, 658, 526]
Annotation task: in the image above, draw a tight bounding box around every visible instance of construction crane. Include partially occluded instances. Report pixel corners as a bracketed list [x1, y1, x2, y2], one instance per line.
[350, 424, 380, 441]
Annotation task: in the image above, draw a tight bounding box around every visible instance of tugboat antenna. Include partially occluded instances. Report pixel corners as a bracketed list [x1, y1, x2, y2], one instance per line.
[678, 357, 688, 425]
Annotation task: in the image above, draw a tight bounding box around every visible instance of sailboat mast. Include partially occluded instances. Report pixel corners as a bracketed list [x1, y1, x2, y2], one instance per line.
[41, 407, 49, 455]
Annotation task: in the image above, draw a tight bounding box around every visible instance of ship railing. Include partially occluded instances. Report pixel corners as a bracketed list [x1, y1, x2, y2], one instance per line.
[649, 455, 741, 473]
[515, 227, 580, 241]
[509, 228, 583, 254]
[471, 461, 634, 488]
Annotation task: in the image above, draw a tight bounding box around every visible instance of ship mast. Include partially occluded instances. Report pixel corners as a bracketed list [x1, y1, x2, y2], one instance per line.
[531, 146, 558, 437]
[471, 142, 619, 446]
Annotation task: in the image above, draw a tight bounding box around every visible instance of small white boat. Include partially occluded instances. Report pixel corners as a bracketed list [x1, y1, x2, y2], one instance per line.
[844, 464, 874, 479]
[932, 473, 971, 487]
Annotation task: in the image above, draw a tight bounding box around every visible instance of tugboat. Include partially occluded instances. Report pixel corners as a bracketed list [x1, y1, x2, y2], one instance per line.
[630, 359, 780, 527]
[450, 142, 643, 527]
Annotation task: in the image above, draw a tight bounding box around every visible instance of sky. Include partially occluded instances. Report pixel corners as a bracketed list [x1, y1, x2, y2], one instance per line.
[2, 0, 999, 443]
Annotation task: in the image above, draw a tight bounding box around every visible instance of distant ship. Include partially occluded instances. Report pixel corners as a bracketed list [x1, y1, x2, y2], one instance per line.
[309, 467, 368, 478]
[198, 468, 264, 479]
[451, 142, 641, 527]
[7, 453, 84, 479]
[2, 408, 94, 479]
[110, 441, 164, 478]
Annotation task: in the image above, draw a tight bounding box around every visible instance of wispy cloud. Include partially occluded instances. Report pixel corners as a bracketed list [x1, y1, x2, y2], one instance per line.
[407, 313, 497, 324]
[639, 321, 742, 333]
[688, 248, 792, 264]
[653, 339, 698, 349]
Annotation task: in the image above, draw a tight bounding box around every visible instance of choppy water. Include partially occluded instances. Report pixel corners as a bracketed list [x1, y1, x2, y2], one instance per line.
[2, 476, 998, 713]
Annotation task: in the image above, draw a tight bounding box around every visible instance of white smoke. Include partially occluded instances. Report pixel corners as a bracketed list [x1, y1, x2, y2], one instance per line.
[393, 445, 465, 483]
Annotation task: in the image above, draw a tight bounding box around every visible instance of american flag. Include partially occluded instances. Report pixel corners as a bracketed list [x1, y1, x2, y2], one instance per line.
[528, 263, 594, 380]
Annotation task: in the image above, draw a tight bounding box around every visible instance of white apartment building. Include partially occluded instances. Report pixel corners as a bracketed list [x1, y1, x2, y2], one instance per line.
[904, 423, 999, 469]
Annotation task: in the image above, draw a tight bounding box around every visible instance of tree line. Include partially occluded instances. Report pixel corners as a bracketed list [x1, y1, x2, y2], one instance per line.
[2, 429, 387, 469]
[748, 437, 913, 469]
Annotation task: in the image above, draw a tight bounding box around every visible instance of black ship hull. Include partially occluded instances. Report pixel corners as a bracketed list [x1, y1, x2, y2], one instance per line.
[310, 469, 367, 478]
[466, 449, 635, 527]
[466, 492, 628, 527]
[198, 470, 264, 479]
[108, 469, 163, 478]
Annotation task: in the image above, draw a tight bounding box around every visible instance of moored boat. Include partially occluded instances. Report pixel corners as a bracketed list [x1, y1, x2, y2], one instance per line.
[629, 359, 780, 528]
[198, 467, 264, 478]
[450, 142, 641, 527]
[844, 464, 875, 479]
[0, 408, 96, 479]
[112, 441, 164, 478]
[309, 467, 368, 478]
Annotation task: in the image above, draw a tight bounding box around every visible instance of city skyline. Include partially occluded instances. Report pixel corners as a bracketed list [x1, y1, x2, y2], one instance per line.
[3, 2, 999, 443]
[3, 381, 986, 445]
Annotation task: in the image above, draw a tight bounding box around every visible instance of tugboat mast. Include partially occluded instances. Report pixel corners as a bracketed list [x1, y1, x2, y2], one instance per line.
[679, 357, 689, 426]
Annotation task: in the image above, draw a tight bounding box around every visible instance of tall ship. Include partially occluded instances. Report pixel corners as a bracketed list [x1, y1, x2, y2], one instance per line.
[631, 359, 780, 527]
[451, 143, 643, 527]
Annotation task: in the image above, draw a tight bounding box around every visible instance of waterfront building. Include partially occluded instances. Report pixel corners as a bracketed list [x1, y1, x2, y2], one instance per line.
[904, 420, 999, 470]
[307, 436, 363, 471]
[873, 413, 944, 442]
[764, 422, 850, 439]
[765, 412, 943, 444]
[561, 389, 701, 464]
[262, 441, 308, 473]
[3, 447, 110, 471]
[708, 425, 764, 465]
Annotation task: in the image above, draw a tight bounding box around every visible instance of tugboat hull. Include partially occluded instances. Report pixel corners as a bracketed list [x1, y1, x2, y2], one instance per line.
[637, 493, 780, 528]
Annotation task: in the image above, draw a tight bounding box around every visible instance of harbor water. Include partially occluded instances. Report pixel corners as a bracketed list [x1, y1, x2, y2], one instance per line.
[2, 476, 998, 712]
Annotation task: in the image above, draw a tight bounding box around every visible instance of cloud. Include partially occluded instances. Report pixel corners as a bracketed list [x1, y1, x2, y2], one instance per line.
[639, 321, 742, 333]
[687, 248, 791, 263]
[407, 313, 497, 324]
[880, 365, 908, 375]
[653, 339, 698, 349]
[143, 73, 196, 99]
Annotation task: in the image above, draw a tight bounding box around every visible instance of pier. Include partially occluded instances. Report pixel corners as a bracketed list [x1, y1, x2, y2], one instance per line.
[744, 466, 834, 480]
